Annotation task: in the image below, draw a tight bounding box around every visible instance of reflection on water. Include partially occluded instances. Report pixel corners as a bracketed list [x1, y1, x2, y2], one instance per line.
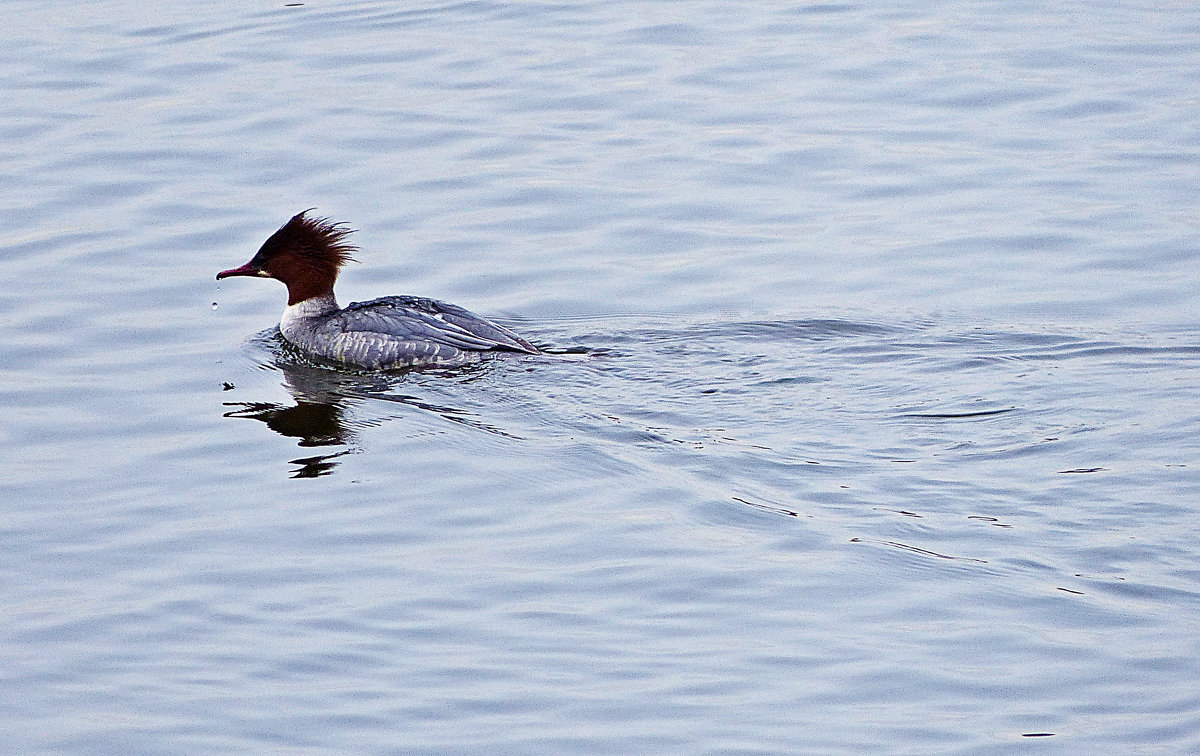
[223, 345, 369, 475]
[224, 401, 354, 477]
[224, 397, 353, 448]
[222, 335, 537, 474]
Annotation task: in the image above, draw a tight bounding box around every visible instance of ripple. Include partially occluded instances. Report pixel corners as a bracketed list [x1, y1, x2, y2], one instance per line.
[3, 0, 1200, 752]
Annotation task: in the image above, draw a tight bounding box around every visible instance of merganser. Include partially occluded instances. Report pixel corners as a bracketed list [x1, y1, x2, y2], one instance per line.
[217, 211, 540, 369]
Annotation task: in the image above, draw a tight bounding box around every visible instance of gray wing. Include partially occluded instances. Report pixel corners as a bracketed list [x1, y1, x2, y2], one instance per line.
[338, 296, 539, 354]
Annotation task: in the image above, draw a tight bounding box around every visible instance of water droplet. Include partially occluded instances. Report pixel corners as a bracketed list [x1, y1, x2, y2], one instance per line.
[212, 302, 219, 311]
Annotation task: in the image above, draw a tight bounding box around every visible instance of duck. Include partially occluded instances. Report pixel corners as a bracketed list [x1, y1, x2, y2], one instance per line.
[217, 211, 539, 369]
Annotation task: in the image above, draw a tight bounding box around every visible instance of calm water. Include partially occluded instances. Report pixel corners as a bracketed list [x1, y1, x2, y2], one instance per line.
[3, 1, 1199, 753]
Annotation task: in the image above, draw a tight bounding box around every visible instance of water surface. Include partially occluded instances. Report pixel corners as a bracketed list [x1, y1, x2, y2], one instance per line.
[2, 1, 1199, 753]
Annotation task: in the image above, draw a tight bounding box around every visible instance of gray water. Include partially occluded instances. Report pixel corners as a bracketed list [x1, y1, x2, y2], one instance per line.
[3, 1, 1199, 753]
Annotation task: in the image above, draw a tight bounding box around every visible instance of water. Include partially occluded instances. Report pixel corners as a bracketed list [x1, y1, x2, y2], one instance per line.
[3, 1, 1199, 753]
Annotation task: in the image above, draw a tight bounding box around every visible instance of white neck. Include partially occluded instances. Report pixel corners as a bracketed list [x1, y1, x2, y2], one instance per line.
[280, 293, 339, 335]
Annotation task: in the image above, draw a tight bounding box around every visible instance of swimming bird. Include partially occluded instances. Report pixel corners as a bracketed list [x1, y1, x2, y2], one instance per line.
[217, 211, 539, 369]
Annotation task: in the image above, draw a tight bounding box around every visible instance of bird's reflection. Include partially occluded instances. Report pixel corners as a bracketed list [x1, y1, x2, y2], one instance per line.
[222, 350, 512, 478]
[224, 399, 351, 447]
[223, 399, 354, 477]
[223, 362, 368, 477]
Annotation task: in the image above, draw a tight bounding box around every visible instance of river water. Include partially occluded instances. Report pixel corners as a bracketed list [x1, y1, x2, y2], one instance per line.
[3, 1, 1199, 753]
